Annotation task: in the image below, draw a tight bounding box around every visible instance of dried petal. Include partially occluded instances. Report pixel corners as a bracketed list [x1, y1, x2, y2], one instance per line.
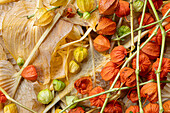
[165, 23, 170, 38]
[89, 86, 106, 107]
[96, 17, 116, 35]
[110, 45, 127, 65]
[104, 100, 122, 113]
[127, 88, 138, 103]
[147, 0, 163, 10]
[99, 0, 119, 15]
[161, 3, 170, 22]
[101, 61, 120, 81]
[125, 105, 139, 113]
[141, 82, 158, 103]
[132, 53, 151, 77]
[141, 42, 160, 60]
[115, 1, 130, 17]
[77, 0, 94, 12]
[68, 107, 85, 113]
[120, 67, 136, 87]
[163, 100, 170, 113]
[109, 77, 121, 88]
[138, 13, 155, 29]
[50, 0, 68, 6]
[93, 35, 111, 52]
[149, 27, 162, 45]
[143, 103, 159, 113]
[74, 77, 92, 95]
[152, 58, 170, 78]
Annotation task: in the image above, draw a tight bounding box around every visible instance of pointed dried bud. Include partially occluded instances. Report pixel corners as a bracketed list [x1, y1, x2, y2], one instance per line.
[115, 1, 130, 17]
[73, 47, 88, 63]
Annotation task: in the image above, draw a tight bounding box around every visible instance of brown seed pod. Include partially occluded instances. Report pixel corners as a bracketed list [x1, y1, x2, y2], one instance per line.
[143, 103, 159, 113]
[93, 35, 111, 52]
[104, 100, 122, 113]
[99, 0, 119, 15]
[125, 105, 139, 113]
[109, 77, 121, 88]
[141, 82, 158, 103]
[127, 88, 138, 103]
[132, 53, 151, 77]
[110, 45, 127, 65]
[96, 17, 116, 35]
[161, 3, 170, 22]
[138, 13, 155, 29]
[120, 67, 136, 87]
[149, 27, 162, 45]
[141, 42, 160, 60]
[101, 61, 120, 81]
[115, 0, 130, 17]
[163, 100, 170, 113]
[147, 0, 163, 10]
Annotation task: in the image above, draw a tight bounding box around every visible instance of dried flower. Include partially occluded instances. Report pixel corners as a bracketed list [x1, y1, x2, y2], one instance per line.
[0, 91, 7, 103]
[104, 100, 122, 113]
[37, 89, 53, 104]
[21, 65, 38, 81]
[141, 82, 158, 103]
[101, 61, 120, 81]
[66, 96, 79, 109]
[65, 7, 76, 18]
[138, 13, 155, 29]
[74, 77, 92, 95]
[89, 86, 106, 107]
[120, 67, 136, 87]
[110, 45, 127, 65]
[133, 0, 144, 12]
[147, 0, 163, 10]
[53, 79, 66, 92]
[149, 27, 162, 45]
[77, 0, 94, 12]
[93, 35, 111, 52]
[163, 100, 170, 113]
[161, 3, 170, 22]
[68, 107, 85, 113]
[115, 1, 130, 17]
[109, 77, 121, 88]
[69, 60, 80, 74]
[125, 105, 139, 113]
[152, 58, 170, 78]
[4, 103, 18, 113]
[73, 47, 88, 63]
[17, 56, 24, 66]
[127, 88, 138, 103]
[55, 109, 66, 113]
[143, 103, 159, 113]
[132, 53, 151, 77]
[117, 25, 131, 37]
[141, 42, 160, 60]
[165, 23, 170, 38]
[99, 0, 119, 15]
[96, 17, 116, 35]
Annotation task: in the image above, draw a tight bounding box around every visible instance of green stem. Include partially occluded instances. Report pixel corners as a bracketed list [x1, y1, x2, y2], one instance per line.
[89, 5, 98, 14]
[166, 29, 170, 33]
[135, 0, 147, 112]
[59, 79, 170, 113]
[0, 87, 37, 113]
[148, 0, 166, 112]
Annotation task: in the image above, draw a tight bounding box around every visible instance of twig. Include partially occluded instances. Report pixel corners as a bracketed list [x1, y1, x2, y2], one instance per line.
[148, 0, 166, 112]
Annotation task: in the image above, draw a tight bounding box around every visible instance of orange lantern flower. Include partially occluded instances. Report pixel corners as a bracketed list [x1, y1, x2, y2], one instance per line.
[148, 27, 162, 45]
[99, 0, 119, 15]
[120, 67, 136, 87]
[96, 17, 116, 35]
[104, 100, 122, 113]
[141, 42, 160, 60]
[74, 77, 93, 95]
[147, 0, 163, 10]
[161, 3, 170, 22]
[115, 0, 130, 17]
[89, 86, 106, 107]
[101, 61, 120, 81]
[93, 35, 111, 52]
[163, 100, 170, 113]
[132, 53, 151, 77]
[0, 91, 7, 103]
[152, 58, 170, 78]
[138, 13, 155, 29]
[127, 88, 138, 103]
[143, 103, 159, 113]
[109, 77, 121, 88]
[125, 105, 139, 113]
[165, 23, 170, 38]
[68, 107, 85, 113]
[141, 82, 158, 103]
[110, 45, 127, 65]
